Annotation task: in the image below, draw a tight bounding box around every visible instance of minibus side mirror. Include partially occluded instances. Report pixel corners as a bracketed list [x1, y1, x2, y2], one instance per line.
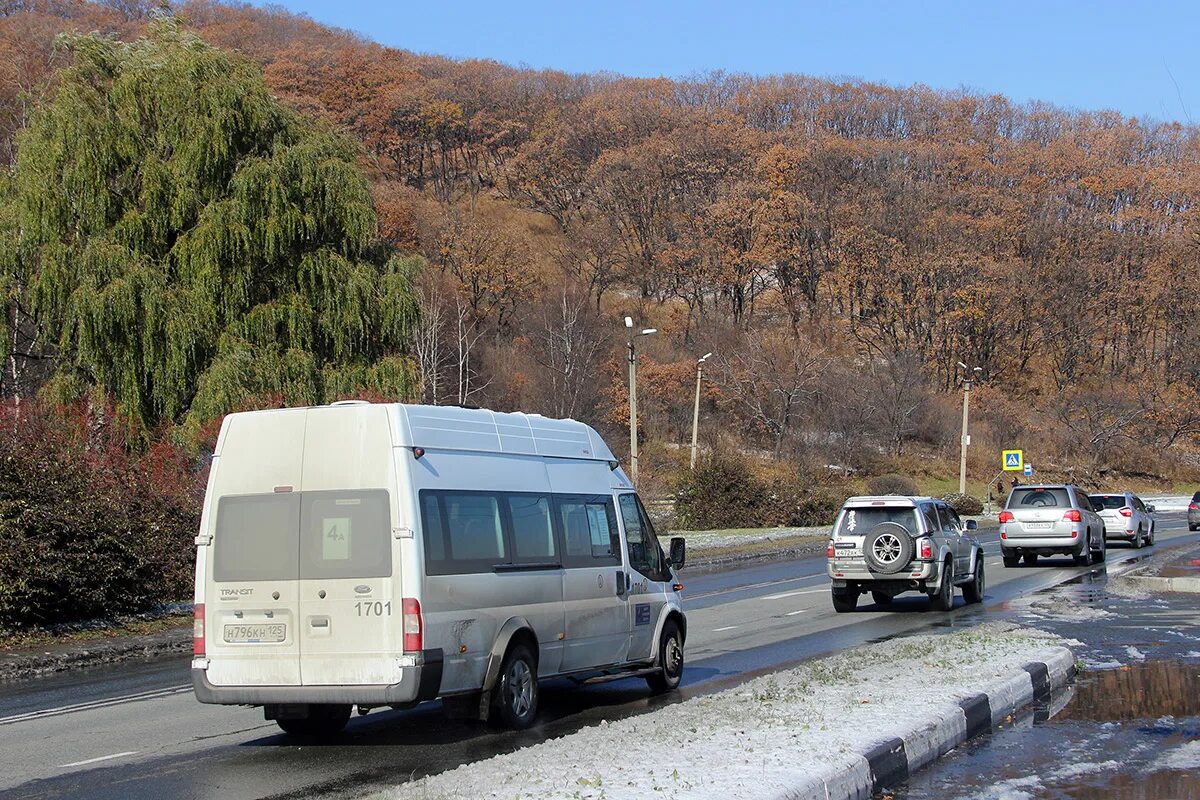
[669, 536, 686, 570]
[965, 519, 978, 531]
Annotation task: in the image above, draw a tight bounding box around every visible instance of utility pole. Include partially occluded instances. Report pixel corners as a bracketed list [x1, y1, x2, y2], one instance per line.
[957, 361, 983, 495]
[625, 317, 657, 487]
[690, 352, 712, 469]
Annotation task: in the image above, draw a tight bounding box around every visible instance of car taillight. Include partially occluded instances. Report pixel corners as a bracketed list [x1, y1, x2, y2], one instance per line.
[919, 539, 932, 559]
[826, 543, 835, 558]
[998, 511, 1014, 523]
[402, 597, 423, 652]
[1190, 502, 1199, 511]
[1119, 507, 1132, 518]
[193, 603, 205, 657]
[1063, 509, 1082, 523]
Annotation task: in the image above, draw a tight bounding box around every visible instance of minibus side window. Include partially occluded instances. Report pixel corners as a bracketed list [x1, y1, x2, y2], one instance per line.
[213, 493, 300, 582]
[556, 495, 621, 569]
[419, 490, 510, 575]
[619, 493, 669, 581]
[507, 494, 556, 563]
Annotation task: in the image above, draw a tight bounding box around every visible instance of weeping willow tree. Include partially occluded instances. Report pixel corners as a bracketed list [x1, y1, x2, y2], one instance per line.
[7, 18, 419, 431]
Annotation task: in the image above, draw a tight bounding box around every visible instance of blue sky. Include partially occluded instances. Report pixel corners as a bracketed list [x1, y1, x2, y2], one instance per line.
[260, 0, 1198, 125]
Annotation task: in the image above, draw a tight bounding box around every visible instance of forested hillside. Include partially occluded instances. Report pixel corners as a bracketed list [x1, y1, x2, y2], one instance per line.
[3, 0, 1200, 492]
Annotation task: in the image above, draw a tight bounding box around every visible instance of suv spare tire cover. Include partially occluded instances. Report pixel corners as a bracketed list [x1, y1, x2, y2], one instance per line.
[862, 522, 916, 575]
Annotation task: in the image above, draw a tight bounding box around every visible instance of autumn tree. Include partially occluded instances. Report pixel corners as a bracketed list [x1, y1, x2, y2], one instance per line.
[6, 19, 419, 429]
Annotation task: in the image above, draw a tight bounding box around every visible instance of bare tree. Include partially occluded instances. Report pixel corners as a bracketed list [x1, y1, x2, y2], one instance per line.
[528, 290, 609, 420]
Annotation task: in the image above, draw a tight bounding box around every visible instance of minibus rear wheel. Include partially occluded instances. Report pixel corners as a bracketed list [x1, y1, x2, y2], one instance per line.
[275, 703, 351, 736]
[646, 618, 684, 693]
[491, 643, 539, 730]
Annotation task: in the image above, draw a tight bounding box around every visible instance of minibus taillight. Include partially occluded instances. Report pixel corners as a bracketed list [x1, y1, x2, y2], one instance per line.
[193, 603, 205, 656]
[402, 598, 422, 652]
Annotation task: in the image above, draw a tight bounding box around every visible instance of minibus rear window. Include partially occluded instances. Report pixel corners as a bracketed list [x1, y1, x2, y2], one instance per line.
[213, 493, 301, 582]
[299, 490, 391, 579]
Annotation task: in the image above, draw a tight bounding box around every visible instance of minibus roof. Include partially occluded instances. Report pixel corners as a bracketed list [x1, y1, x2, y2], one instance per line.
[217, 403, 619, 464]
[393, 404, 617, 462]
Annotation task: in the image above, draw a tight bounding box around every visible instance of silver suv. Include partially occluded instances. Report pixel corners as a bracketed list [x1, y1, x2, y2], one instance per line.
[1000, 484, 1106, 567]
[1089, 492, 1156, 548]
[825, 495, 985, 613]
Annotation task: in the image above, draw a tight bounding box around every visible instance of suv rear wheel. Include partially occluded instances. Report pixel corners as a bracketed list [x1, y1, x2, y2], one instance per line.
[831, 587, 858, 613]
[1002, 551, 1019, 568]
[963, 556, 985, 604]
[1023, 553, 1038, 566]
[929, 560, 954, 611]
[1073, 533, 1094, 566]
[871, 590, 893, 606]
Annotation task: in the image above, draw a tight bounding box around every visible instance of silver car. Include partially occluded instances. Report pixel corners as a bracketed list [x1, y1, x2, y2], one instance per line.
[1089, 492, 1156, 548]
[826, 495, 985, 613]
[1000, 484, 1106, 567]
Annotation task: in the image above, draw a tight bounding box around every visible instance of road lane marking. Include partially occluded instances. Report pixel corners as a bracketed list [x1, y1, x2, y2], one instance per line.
[762, 588, 827, 601]
[0, 684, 191, 726]
[785, 610, 808, 616]
[688, 573, 825, 600]
[712, 625, 738, 632]
[58, 751, 137, 769]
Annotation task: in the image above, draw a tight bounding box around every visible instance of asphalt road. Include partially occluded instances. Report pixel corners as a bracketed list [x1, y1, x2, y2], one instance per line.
[1, 513, 1194, 800]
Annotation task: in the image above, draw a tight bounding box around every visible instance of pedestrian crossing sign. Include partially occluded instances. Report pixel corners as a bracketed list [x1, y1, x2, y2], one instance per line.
[1003, 450, 1023, 471]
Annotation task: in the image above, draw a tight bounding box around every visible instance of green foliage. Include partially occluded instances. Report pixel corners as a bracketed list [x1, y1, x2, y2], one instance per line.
[8, 19, 418, 430]
[0, 401, 202, 630]
[675, 450, 842, 530]
[942, 492, 984, 515]
[866, 473, 920, 496]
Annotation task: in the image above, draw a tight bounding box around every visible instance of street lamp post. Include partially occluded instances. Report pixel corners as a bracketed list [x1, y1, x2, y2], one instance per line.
[957, 361, 983, 496]
[625, 317, 657, 487]
[690, 352, 713, 469]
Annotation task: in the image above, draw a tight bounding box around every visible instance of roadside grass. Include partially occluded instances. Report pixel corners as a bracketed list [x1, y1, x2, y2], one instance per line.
[0, 609, 190, 652]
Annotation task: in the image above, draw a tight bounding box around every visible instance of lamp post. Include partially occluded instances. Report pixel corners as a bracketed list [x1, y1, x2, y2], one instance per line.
[690, 352, 713, 469]
[957, 361, 983, 495]
[625, 317, 658, 487]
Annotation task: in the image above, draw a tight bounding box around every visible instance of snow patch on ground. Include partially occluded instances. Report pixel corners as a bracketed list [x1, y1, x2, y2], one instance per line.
[1048, 759, 1120, 779]
[966, 775, 1041, 800]
[1125, 645, 1146, 661]
[678, 526, 829, 553]
[1150, 739, 1200, 771]
[379, 624, 1070, 800]
[1006, 593, 1112, 622]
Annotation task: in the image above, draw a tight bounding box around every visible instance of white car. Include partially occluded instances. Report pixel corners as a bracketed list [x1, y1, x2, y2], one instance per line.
[1089, 492, 1156, 548]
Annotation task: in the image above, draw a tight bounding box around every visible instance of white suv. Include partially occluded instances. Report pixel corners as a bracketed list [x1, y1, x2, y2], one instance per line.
[825, 496, 985, 613]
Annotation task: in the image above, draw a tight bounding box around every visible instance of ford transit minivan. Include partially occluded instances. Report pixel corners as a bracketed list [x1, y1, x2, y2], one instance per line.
[191, 402, 686, 734]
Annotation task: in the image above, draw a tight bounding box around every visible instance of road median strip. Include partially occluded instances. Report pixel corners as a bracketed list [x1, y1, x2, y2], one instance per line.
[375, 621, 1074, 800]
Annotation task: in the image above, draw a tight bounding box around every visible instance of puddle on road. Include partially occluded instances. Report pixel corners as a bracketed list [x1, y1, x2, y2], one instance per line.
[1159, 557, 1200, 579]
[889, 660, 1200, 800]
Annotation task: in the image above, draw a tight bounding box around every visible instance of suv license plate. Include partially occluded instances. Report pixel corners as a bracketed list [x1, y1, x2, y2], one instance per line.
[1024, 522, 1053, 531]
[223, 623, 286, 643]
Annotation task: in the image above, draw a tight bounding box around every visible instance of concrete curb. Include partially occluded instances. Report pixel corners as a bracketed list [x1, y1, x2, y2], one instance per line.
[778, 647, 1076, 800]
[1124, 575, 1200, 593]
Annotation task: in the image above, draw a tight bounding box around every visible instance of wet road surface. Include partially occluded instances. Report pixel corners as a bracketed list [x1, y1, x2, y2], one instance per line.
[1, 515, 1195, 799]
[890, 536, 1200, 800]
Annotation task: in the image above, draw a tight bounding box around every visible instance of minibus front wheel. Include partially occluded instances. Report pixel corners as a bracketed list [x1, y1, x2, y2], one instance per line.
[274, 703, 351, 737]
[646, 618, 684, 693]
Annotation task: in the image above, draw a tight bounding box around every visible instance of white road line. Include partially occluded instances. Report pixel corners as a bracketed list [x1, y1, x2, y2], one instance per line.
[762, 588, 827, 601]
[712, 625, 738, 632]
[688, 573, 825, 600]
[784, 609, 808, 616]
[58, 751, 138, 769]
[0, 685, 191, 726]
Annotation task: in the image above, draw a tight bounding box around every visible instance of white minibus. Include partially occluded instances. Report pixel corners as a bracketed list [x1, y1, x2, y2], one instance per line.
[191, 402, 687, 734]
